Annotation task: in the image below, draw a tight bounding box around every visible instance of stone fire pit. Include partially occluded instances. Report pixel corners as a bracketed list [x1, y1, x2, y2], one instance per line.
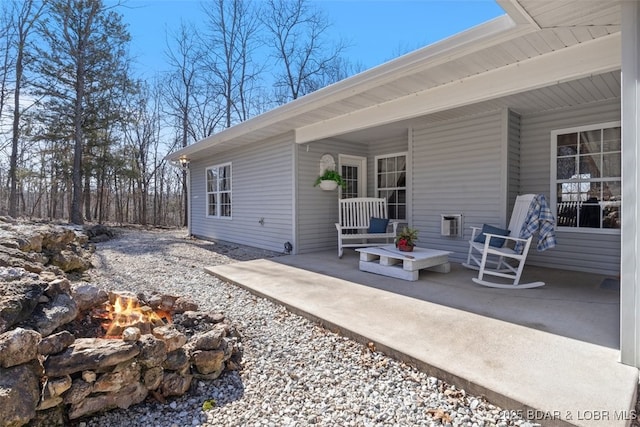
[0, 220, 242, 426]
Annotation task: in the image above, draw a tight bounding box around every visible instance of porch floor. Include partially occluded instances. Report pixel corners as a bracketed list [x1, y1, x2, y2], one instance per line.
[205, 249, 638, 427]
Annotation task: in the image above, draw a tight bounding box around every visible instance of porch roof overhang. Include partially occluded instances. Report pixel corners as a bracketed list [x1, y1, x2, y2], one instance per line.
[166, 0, 622, 162]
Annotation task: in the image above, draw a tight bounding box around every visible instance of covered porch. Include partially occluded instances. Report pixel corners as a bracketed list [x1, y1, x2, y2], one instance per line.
[207, 251, 636, 427]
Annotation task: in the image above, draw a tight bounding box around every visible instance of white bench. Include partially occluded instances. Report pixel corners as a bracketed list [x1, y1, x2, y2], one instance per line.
[335, 197, 398, 258]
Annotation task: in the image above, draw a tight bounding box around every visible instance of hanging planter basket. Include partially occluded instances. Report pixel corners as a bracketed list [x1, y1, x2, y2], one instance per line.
[319, 180, 339, 191]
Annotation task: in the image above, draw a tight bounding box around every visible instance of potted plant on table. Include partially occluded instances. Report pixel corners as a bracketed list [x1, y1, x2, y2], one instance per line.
[314, 169, 345, 191]
[395, 227, 419, 252]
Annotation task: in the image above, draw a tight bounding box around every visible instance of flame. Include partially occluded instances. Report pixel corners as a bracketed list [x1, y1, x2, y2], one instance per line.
[101, 295, 171, 338]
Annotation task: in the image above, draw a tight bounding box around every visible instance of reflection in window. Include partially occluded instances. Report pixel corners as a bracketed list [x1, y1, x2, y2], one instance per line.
[376, 153, 406, 220]
[554, 124, 620, 230]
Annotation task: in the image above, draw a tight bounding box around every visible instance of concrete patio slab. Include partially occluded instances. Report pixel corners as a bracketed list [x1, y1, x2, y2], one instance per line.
[206, 253, 638, 427]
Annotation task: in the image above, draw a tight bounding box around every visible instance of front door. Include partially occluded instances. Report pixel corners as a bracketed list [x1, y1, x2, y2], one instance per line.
[339, 155, 367, 199]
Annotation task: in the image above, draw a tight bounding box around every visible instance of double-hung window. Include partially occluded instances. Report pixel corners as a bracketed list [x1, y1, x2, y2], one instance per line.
[375, 153, 407, 221]
[552, 122, 620, 231]
[206, 163, 232, 218]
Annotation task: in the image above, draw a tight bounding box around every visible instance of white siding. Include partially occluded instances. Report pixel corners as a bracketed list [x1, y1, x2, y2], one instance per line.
[507, 110, 522, 215]
[296, 140, 367, 253]
[189, 134, 294, 253]
[412, 110, 506, 263]
[519, 99, 621, 275]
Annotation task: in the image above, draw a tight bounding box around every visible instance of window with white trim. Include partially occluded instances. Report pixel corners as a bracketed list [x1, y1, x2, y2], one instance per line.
[375, 153, 406, 220]
[552, 122, 620, 231]
[206, 163, 232, 218]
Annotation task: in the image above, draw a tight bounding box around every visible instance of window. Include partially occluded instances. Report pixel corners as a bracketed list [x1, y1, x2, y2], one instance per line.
[341, 164, 359, 199]
[375, 153, 406, 220]
[552, 122, 620, 231]
[206, 163, 232, 218]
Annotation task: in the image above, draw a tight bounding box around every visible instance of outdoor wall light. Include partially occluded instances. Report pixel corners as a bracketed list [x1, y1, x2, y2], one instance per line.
[178, 155, 190, 168]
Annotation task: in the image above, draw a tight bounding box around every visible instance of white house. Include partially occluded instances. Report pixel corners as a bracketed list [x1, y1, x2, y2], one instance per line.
[168, 0, 640, 369]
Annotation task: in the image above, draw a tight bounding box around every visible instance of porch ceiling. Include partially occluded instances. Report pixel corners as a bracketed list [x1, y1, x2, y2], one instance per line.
[168, 0, 622, 162]
[330, 70, 621, 144]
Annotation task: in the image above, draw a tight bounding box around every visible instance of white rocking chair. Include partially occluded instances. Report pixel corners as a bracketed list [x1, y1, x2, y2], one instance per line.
[462, 194, 545, 289]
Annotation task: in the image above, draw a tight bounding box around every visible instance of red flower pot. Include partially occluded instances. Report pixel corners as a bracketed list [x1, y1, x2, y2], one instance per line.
[397, 243, 414, 252]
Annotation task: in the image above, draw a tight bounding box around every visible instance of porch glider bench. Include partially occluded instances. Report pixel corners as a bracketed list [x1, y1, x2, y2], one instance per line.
[335, 197, 398, 258]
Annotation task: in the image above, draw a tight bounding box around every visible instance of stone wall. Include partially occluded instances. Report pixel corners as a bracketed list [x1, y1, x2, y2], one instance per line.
[0, 219, 242, 426]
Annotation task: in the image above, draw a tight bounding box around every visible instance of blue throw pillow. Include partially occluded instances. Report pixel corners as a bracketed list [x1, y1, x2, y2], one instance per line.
[368, 217, 389, 233]
[474, 224, 510, 247]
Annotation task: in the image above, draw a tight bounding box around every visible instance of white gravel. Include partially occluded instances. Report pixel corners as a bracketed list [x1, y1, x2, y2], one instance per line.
[79, 227, 539, 427]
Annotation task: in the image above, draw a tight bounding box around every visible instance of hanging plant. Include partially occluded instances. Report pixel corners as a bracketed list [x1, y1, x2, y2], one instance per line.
[314, 169, 346, 190]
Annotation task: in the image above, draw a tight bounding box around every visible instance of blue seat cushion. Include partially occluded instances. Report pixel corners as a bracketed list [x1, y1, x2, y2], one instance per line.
[474, 224, 510, 247]
[368, 217, 389, 233]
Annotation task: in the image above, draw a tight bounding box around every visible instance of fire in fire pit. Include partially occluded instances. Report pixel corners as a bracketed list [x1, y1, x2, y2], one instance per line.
[0, 275, 243, 426]
[100, 293, 172, 338]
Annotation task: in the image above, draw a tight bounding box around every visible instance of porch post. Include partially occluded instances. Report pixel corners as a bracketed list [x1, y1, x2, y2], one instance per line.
[620, 0, 640, 367]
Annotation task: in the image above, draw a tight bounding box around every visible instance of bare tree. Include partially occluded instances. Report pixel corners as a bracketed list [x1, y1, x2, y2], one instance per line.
[201, 0, 263, 128]
[262, 0, 347, 103]
[0, 3, 14, 140]
[163, 21, 202, 226]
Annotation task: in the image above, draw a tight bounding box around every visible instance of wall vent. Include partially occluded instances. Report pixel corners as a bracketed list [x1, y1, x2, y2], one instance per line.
[441, 214, 463, 237]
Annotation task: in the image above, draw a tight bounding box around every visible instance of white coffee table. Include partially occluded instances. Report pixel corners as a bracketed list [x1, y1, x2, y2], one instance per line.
[356, 245, 452, 281]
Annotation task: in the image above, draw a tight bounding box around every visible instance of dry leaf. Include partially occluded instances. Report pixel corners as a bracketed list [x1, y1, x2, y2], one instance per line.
[367, 341, 376, 352]
[426, 408, 452, 423]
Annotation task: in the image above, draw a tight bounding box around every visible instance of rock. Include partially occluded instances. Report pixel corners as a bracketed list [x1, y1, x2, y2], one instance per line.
[0, 362, 41, 427]
[147, 294, 178, 312]
[30, 292, 79, 336]
[41, 228, 77, 252]
[153, 325, 187, 353]
[40, 375, 72, 404]
[44, 278, 71, 297]
[84, 224, 114, 242]
[82, 371, 97, 383]
[64, 378, 93, 405]
[68, 381, 148, 420]
[16, 231, 43, 252]
[36, 395, 64, 411]
[0, 280, 44, 333]
[0, 266, 38, 281]
[70, 283, 109, 311]
[187, 327, 226, 351]
[0, 243, 46, 271]
[163, 348, 190, 372]
[191, 349, 226, 376]
[142, 366, 163, 390]
[136, 334, 167, 368]
[0, 327, 41, 368]
[50, 249, 92, 272]
[122, 327, 141, 342]
[173, 297, 198, 313]
[38, 330, 75, 355]
[93, 360, 141, 393]
[160, 371, 192, 397]
[45, 338, 140, 377]
[179, 311, 225, 328]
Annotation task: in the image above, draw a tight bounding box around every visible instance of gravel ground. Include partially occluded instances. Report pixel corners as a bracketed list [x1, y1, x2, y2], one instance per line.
[76, 227, 540, 427]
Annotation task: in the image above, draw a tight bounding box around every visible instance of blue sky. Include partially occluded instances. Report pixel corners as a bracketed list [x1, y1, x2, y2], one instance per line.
[116, 0, 505, 78]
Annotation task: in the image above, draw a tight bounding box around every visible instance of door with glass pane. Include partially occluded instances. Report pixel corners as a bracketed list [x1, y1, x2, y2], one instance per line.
[339, 155, 366, 199]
